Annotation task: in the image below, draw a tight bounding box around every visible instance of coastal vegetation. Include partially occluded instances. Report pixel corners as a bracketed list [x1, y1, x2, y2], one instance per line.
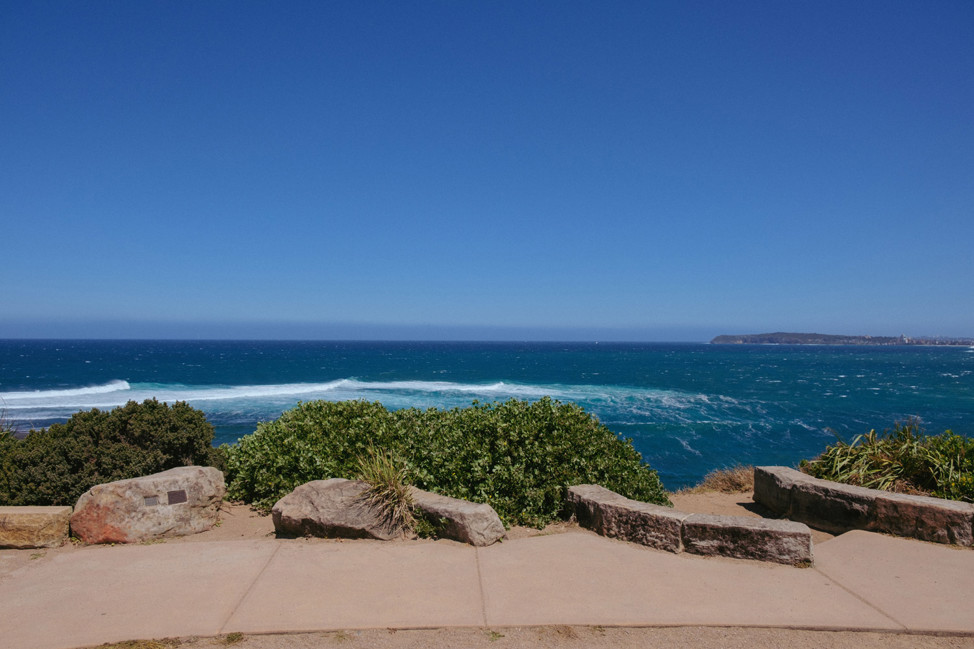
[223, 397, 670, 527]
[0, 399, 223, 507]
[801, 421, 974, 502]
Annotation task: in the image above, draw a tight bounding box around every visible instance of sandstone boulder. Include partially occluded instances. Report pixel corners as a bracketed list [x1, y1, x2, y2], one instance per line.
[410, 487, 505, 546]
[271, 478, 402, 540]
[0, 506, 72, 549]
[70, 466, 224, 544]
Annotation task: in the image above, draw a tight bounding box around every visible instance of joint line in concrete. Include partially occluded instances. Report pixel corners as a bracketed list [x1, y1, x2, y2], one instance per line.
[812, 566, 908, 631]
[218, 543, 281, 635]
[474, 547, 489, 628]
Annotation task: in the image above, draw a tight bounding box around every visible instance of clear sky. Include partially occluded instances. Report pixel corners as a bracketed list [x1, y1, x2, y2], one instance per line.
[2, 1, 972, 341]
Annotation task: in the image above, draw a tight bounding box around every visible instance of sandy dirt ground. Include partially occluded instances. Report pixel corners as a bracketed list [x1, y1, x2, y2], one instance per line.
[7, 494, 969, 649]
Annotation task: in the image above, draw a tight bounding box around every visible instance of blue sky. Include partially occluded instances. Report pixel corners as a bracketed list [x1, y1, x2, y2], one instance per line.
[2, 1, 972, 341]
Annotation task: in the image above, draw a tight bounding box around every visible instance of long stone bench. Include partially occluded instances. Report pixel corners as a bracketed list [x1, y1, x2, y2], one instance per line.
[566, 484, 812, 565]
[0, 506, 73, 549]
[753, 466, 974, 546]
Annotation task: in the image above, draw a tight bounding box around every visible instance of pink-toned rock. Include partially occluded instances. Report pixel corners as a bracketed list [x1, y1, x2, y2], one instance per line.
[272, 478, 402, 540]
[70, 466, 224, 544]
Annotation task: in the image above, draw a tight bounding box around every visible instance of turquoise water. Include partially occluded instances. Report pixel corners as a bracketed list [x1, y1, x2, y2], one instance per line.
[1, 340, 972, 489]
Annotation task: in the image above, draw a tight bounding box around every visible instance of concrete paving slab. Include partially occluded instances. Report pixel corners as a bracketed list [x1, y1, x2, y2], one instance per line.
[477, 532, 902, 630]
[0, 540, 278, 649]
[813, 530, 974, 633]
[224, 539, 485, 633]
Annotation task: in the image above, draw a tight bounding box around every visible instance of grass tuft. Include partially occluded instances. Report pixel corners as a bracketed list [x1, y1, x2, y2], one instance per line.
[355, 446, 415, 533]
[679, 465, 754, 494]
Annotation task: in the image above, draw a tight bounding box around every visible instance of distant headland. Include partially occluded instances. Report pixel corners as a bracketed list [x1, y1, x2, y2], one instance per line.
[710, 332, 974, 346]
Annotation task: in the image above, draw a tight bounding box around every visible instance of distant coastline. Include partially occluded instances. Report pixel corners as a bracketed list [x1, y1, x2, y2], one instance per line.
[710, 332, 974, 346]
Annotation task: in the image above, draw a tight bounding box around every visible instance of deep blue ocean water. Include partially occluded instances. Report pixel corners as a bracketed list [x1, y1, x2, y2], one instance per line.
[2, 340, 972, 490]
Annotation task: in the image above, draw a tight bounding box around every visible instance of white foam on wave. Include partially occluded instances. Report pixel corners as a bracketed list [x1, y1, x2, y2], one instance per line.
[1, 380, 132, 404]
[0, 378, 563, 412]
[1, 377, 764, 436]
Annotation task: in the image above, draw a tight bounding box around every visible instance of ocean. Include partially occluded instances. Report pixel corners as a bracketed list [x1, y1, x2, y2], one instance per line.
[1, 339, 971, 490]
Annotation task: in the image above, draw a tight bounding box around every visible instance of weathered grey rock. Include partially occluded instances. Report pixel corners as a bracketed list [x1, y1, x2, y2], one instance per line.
[567, 484, 688, 553]
[753, 465, 802, 515]
[70, 466, 224, 544]
[272, 478, 402, 540]
[753, 466, 974, 546]
[682, 513, 813, 565]
[790, 476, 876, 534]
[873, 491, 974, 546]
[0, 506, 72, 549]
[754, 466, 873, 533]
[410, 487, 505, 546]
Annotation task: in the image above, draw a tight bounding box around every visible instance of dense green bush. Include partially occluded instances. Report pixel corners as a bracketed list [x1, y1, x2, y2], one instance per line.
[0, 399, 224, 507]
[225, 397, 671, 526]
[801, 421, 974, 503]
[0, 417, 16, 505]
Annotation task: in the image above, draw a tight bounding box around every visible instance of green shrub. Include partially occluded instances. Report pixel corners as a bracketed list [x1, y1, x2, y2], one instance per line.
[801, 420, 974, 503]
[0, 399, 223, 506]
[0, 416, 16, 505]
[224, 397, 671, 527]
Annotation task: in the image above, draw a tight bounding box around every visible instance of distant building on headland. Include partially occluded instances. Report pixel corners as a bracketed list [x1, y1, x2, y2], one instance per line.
[710, 332, 974, 346]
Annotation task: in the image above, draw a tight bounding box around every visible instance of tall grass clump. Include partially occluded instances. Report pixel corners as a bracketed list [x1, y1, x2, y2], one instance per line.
[355, 446, 415, 533]
[224, 397, 670, 527]
[801, 420, 974, 502]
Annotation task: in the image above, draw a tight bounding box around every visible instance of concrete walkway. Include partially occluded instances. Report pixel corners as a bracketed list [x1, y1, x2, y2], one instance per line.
[1, 529, 972, 649]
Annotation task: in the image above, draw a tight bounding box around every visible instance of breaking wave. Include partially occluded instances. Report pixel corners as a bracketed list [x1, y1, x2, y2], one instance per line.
[0, 377, 757, 431]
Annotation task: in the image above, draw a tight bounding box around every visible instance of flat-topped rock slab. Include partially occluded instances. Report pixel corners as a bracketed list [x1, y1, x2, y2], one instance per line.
[567, 484, 688, 552]
[754, 466, 974, 545]
[0, 506, 72, 549]
[567, 484, 812, 564]
[683, 512, 812, 564]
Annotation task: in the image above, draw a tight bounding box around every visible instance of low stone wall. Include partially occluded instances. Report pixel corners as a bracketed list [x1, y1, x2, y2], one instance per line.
[0, 506, 72, 549]
[566, 484, 812, 565]
[753, 466, 974, 546]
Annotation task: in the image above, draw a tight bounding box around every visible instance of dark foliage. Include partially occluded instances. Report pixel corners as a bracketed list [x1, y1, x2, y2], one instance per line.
[0, 399, 223, 506]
